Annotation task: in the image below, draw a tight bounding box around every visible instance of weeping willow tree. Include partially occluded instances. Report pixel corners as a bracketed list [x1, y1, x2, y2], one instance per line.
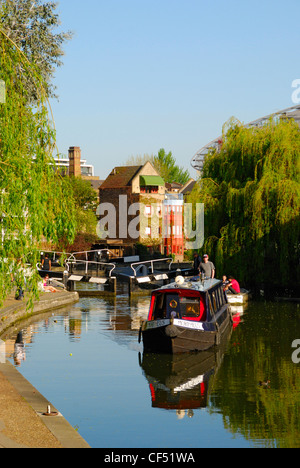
[0, 26, 76, 305]
[188, 117, 300, 292]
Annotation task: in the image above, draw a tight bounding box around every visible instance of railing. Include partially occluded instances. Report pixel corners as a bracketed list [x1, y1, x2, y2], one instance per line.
[131, 258, 173, 278]
[39, 249, 118, 264]
[66, 259, 116, 277]
[37, 250, 117, 278]
[66, 249, 117, 262]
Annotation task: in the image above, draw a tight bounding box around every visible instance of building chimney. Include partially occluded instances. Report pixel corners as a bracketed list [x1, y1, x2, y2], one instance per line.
[68, 147, 82, 177]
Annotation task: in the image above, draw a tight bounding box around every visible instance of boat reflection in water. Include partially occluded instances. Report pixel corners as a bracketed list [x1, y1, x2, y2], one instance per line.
[140, 327, 232, 418]
[230, 303, 248, 329]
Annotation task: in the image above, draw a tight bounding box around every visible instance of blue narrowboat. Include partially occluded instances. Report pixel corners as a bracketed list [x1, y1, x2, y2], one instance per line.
[140, 276, 232, 354]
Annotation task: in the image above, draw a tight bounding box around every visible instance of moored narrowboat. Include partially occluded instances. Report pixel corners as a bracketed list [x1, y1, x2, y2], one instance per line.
[140, 276, 233, 354]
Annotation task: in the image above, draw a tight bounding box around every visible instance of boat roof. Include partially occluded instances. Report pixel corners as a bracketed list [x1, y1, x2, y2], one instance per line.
[153, 278, 222, 294]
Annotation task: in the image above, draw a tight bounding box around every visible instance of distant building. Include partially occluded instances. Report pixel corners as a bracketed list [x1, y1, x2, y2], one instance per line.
[54, 147, 103, 195]
[163, 193, 184, 261]
[165, 182, 183, 194]
[179, 178, 196, 197]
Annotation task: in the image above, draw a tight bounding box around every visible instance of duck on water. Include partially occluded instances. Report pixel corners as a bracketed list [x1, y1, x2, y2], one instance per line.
[139, 276, 233, 354]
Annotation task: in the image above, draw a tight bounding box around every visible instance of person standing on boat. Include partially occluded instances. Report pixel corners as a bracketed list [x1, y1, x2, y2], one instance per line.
[193, 252, 202, 275]
[42, 254, 51, 271]
[199, 255, 215, 279]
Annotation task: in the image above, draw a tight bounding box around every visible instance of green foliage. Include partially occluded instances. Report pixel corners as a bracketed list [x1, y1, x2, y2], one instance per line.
[0, 28, 76, 305]
[153, 148, 190, 185]
[67, 176, 98, 211]
[125, 154, 154, 167]
[63, 232, 99, 254]
[124, 149, 191, 186]
[187, 118, 300, 289]
[0, 0, 72, 100]
[60, 177, 98, 239]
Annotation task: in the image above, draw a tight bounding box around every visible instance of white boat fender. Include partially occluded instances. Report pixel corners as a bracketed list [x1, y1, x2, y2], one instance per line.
[175, 276, 185, 285]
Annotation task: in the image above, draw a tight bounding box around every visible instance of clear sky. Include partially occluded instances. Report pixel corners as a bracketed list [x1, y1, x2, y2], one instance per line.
[50, 0, 300, 180]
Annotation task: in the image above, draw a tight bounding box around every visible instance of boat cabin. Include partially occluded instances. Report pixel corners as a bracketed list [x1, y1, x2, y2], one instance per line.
[147, 279, 227, 324]
[141, 278, 232, 354]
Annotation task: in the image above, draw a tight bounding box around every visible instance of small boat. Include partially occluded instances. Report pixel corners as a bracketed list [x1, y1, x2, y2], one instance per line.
[226, 288, 251, 305]
[140, 276, 232, 354]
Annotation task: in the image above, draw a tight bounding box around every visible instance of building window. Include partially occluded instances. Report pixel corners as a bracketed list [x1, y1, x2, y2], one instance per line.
[140, 186, 159, 194]
[145, 227, 151, 236]
[145, 205, 152, 216]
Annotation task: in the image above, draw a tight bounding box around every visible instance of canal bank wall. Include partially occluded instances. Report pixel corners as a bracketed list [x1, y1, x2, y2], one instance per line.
[0, 290, 91, 448]
[0, 290, 79, 336]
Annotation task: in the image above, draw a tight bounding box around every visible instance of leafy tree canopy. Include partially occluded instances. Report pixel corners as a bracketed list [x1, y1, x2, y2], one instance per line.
[187, 118, 300, 291]
[125, 149, 190, 186]
[153, 148, 190, 185]
[0, 0, 72, 100]
[0, 6, 76, 305]
[67, 176, 98, 211]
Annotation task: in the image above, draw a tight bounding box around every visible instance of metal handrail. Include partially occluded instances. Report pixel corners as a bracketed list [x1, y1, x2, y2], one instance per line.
[39, 249, 120, 263]
[131, 258, 173, 277]
[66, 259, 116, 277]
[67, 249, 117, 261]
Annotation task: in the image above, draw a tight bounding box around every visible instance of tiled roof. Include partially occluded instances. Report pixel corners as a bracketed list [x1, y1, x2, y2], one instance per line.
[179, 179, 196, 195]
[100, 166, 142, 189]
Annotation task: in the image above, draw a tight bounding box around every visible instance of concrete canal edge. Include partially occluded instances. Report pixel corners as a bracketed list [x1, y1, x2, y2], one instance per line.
[0, 290, 91, 448]
[0, 291, 80, 336]
[0, 360, 91, 448]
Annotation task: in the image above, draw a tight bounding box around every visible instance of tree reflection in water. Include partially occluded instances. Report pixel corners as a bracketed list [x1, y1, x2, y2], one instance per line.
[209, 301, 300, 448]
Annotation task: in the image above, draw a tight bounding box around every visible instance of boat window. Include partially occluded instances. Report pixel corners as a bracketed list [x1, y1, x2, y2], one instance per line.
[180, 297, 206, 321]
[218, 287, 225, 306]
[152, 293, 182, 320]
[152, 292, 206, 321]
[208, 291, 218, 315]
[212, 292, 218, 312]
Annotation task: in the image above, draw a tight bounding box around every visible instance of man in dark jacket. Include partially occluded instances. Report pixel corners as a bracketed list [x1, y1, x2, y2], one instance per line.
[193, 252, 202, 275]
[42, 254, 51, 271]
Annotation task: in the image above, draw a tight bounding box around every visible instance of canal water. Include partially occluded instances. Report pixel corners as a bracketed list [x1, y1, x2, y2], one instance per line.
[4, 287, 300, 448]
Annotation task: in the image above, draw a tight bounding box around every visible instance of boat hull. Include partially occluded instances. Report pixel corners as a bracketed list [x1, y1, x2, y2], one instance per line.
[142, 306, 232, 354]
[226, 290, 251, 305]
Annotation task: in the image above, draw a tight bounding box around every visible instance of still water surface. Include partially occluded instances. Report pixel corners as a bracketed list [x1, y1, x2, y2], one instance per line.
[4, 287, 300, 448]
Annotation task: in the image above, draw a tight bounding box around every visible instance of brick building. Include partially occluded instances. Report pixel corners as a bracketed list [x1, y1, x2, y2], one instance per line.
[98, 162, 166, 256]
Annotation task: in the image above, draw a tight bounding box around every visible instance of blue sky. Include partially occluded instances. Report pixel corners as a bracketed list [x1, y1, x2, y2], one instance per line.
[50, 0, 300, 180]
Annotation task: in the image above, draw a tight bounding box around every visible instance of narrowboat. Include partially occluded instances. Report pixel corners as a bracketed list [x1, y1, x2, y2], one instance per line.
[140, 276, 232, 354]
